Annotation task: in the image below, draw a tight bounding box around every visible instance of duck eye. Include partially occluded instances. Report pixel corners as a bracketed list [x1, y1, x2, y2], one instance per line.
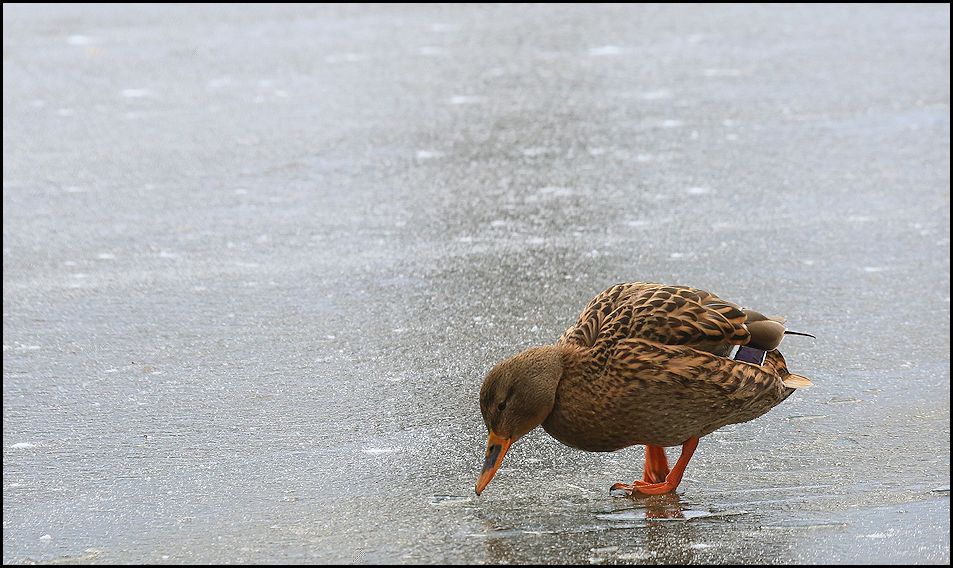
[498, 402, 506, 412]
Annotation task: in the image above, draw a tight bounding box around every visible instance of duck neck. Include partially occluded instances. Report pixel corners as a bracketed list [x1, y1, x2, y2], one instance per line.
[515, 345, 568, 430]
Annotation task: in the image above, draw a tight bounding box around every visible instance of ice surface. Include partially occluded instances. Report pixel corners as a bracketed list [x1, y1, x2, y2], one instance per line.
[2, 3, 948, 565]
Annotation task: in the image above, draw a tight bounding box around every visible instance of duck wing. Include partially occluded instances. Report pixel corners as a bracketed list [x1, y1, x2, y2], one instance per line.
[604, 338, 798, 434]
[558, 282, 750, 357]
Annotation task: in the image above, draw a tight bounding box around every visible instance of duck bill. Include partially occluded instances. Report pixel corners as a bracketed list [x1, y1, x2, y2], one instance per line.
[475, 431, 513, 495]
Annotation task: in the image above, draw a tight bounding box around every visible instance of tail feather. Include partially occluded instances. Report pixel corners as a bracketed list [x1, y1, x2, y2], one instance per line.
[744, 308, 815, 349]
[782, 373, 814, 389]
[783, 330, 816, 339]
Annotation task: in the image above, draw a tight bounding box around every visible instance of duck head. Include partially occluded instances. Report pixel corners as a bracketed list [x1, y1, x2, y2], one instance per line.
[475, 346, 563, 495]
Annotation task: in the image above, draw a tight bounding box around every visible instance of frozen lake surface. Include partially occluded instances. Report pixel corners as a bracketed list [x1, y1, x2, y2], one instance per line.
[3, 4, 950, 564]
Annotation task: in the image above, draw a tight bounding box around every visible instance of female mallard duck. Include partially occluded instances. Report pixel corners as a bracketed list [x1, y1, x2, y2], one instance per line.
[476, 282, 813, 496]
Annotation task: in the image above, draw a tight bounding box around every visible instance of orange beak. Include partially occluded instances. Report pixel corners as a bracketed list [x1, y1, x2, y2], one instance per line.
[475, 430, 513, 495]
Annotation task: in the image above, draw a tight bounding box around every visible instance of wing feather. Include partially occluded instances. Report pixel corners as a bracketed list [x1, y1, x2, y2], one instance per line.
[558, 282, 751, 353]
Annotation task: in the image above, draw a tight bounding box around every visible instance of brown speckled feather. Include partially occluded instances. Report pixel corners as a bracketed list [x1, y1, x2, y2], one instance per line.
[558, 282, 750, 356]
[543, 282, 811, 451]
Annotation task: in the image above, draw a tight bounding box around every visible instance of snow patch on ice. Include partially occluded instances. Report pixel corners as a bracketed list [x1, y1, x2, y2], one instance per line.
[324, 53, 368, 64]
[521, 147, 550, 157]
[418, 46, 447, 56]
[589, 45, 624, 56]
[449, 95, 483, 105]
[416, 150, 444, 160]
[537, 186, 574, 197]
[640, 90, 670, 100]
[121, 89, 150, 98]
[430, 23, 458, 33]
[67, 35, 95, 46]
[362, 447, 400, 455]
[703, 68, 743, 77]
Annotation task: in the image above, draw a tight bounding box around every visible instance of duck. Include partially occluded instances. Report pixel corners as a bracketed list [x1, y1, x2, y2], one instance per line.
[476, 282, 813, 496]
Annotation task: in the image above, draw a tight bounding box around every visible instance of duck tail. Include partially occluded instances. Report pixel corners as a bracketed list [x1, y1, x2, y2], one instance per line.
[783, 330, 816, 339]
[782, 373, 814, 389]
[763, 350, 814, 397]
[743, 309, 816, 350]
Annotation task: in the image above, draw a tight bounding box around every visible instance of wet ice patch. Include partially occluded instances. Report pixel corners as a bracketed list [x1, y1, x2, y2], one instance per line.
[660, 119, 683, 128]
[11, 442, 37, 449]
[827, 397, 862, 405]
[686, 186, 712, 195]
[863, 266, 888, 273]
[431, 495, 469, 506]
[651, 509, 747, 522]
[415, 150, 444, 160]
[96, 253, 116, 260]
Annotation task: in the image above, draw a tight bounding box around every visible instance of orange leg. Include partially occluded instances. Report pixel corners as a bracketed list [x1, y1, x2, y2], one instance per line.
[642, 445, 670, 484]
[611, 437, 699, 495]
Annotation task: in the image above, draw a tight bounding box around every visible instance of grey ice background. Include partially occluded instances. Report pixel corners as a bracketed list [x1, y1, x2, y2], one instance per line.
[3, 3, 950, 564]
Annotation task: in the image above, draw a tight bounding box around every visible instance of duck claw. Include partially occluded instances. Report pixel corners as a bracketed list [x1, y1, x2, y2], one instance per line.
[609, 482, 635, 496]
